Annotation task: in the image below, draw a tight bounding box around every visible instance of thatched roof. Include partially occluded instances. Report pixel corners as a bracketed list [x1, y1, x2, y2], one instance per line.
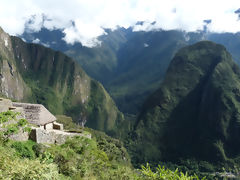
[13, 102, 56, 126]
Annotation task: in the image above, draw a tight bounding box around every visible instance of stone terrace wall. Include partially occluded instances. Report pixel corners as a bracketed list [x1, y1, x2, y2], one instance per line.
[29, 128, 91, 144]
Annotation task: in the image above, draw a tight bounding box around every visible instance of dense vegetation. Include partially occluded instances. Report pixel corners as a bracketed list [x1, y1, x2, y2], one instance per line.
[2, 34, 123, 135]
[128, 41, 240, 175]
[0, 112, 202, 179]
[0, 26, 126, 135]
[18, 27, 240, 178]
[20, 28, 240, 115]
[20, 28, 189, 114]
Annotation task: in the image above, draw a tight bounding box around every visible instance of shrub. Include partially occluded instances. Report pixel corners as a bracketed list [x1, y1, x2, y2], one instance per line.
[32, 143, 46, 157]
[0, 111, 30, 137]
[18, 118, 28, 127]
[140, 163, 205, 180]
[5, 124, 19, 135]
[0, 146, 63, 180]
[11, 141, 36, 159]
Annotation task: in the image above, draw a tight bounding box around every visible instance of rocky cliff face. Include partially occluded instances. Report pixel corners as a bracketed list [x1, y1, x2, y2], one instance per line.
[0, 27, 31, 100]
[132, 41, 240, 164]
[0, 27, 123, 134]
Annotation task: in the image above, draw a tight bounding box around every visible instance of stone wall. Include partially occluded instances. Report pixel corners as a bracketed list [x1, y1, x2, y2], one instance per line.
[29, 128, 91, 144]
[9, 131, 29, 141]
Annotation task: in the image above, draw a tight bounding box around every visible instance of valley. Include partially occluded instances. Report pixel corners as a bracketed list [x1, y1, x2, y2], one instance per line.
[17, 26, 240, 179]
[2, 1, 240, 179]
[21, 28, 240, 116]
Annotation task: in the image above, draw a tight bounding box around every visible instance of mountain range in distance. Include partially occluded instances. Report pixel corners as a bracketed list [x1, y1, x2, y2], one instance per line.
[20, 27, 240, 115]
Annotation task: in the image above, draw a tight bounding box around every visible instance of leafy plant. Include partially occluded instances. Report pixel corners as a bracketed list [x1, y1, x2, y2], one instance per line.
[0, 110, 19, 124]
[5, 124, 19, 135]
[0, 111, 31, 137]
[17, 118, 28, 127]
[11, 140, 36, 159]
[140, 163, 205, 180]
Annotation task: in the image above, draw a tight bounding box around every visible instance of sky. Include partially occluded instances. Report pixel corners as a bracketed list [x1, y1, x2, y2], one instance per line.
[1, 0, 240, 47]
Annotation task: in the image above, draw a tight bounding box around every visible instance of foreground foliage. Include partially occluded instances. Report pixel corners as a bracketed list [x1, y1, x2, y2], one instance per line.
[0, 137, 63, 179]
[0, 113, 202, 179]
[0, 130, 203, 179]
[141, 163, 205, 180]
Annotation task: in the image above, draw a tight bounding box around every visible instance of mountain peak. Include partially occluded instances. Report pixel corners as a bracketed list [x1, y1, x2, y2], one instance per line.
[133, 41, 240, 164]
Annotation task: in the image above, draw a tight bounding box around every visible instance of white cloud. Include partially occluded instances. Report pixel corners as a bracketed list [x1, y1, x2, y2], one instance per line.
[32, 38, 40, 44]
[0, 0, 240, 47]
[62, 19, 105, 47]
[144, 43, 149, 48]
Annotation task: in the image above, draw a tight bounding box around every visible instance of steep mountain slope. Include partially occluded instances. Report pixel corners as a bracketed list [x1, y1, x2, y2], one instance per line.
[20, 28, 240, 115]
[65, 28, 130, 82]
[21, 27, 130, 82]
[207, 32, 240, 65]
[131, 41, 240, 164]
[108, 30, 188, 113]
[0, 27, 123, 134]
[20, 29, 190, 114]
[0, 28, 31, 100]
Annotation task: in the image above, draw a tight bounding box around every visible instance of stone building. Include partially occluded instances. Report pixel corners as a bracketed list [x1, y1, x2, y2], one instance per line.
[0, 98, 90, 144]
[13, 102, 63, 130]
[0, 98, 63, 130]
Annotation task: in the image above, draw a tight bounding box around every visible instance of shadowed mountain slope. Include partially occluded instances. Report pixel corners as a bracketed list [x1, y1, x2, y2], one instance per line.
[132, 41, 240, 164]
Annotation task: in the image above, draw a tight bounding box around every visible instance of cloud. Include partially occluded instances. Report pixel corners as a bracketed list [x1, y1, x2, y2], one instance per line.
[62, 19, 105, 47]
[0, 0, 240, 47]
[32, 38, 40, 43]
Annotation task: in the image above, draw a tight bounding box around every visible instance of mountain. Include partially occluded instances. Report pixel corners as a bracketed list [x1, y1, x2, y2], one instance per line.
[107, 30, 188, 113]
[21, 27, 131, 82]
[131, 41, 240, 165]
[207, 32, 240, 65]
[0, 27, 124, 134]
[20, 28, 240, 115]
[0, 28, 31, 100]
[20, 28, 190, 114]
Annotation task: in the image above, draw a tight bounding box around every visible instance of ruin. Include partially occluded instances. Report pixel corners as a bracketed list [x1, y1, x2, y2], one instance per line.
[13, 102, 63, 130]
[0, 98, 90, 144]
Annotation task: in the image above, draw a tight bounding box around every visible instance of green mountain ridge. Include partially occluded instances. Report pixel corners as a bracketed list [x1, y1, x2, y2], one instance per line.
[20, 28, 240, 116]
[107, 30, 188, 113]
[20, 29, 190, 114]
[131, 41, 240, 165]
[0, 27, 123, 134]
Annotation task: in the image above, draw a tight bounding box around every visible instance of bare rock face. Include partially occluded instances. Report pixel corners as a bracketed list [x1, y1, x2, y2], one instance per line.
[0, 27, 31, 101]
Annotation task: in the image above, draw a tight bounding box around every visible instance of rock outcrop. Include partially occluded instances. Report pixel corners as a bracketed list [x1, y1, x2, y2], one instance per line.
[0, 27, 31, 100]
